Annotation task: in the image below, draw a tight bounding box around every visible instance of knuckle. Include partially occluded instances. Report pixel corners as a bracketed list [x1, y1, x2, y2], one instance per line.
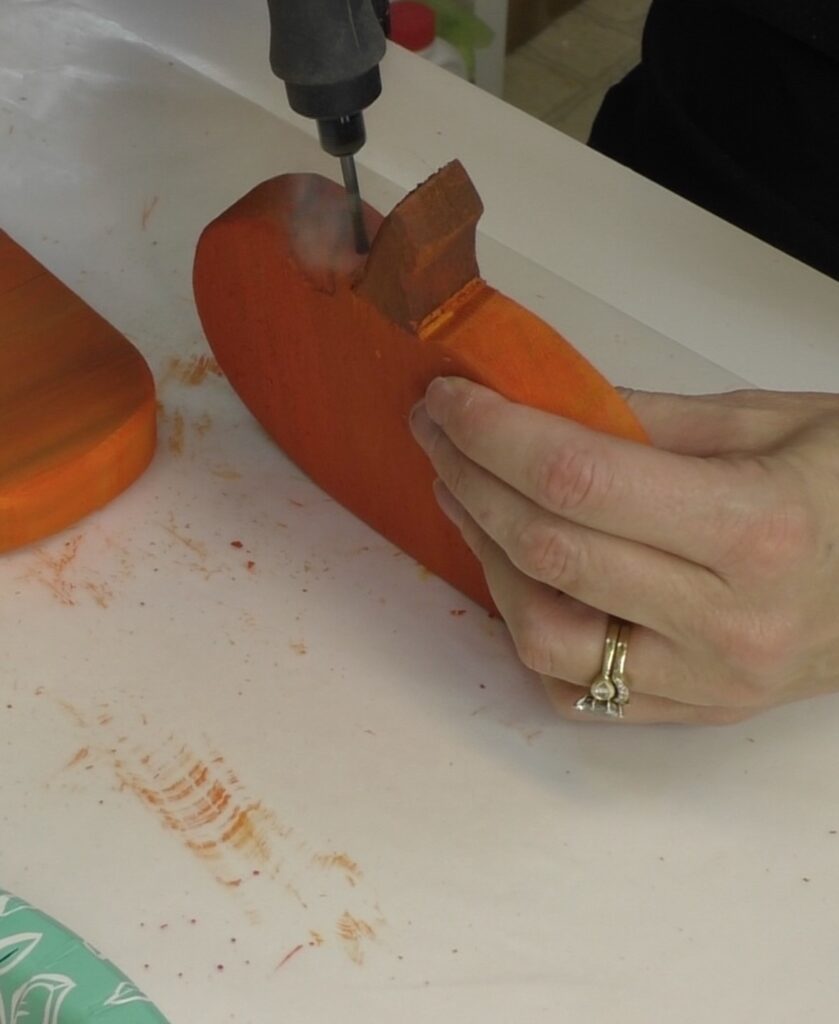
[719, 475, 816, 579]
[460, 518, 488, 560]
[743, 502, 814, 578]
[535, 444, 610, 514]
[510, 605, 561, 678]
[444, 456, 469, 501]
[511, 518, 584, 587]
[710, 610, 794, 704]
[434, 445, 471, 504]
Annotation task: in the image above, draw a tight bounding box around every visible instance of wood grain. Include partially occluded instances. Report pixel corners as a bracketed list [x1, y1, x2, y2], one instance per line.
[194, 162, 645, 612]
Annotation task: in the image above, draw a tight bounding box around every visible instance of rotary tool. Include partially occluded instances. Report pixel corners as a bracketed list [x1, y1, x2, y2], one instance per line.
[266, 0, 389, 253]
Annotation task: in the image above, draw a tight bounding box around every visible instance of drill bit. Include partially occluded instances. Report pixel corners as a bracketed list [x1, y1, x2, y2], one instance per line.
[340, 154, 369, 254]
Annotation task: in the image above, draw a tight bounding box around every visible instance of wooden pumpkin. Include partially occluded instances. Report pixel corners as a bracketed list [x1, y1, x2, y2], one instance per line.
[0, 230, 156, 554]
[193, 162, 645, 611]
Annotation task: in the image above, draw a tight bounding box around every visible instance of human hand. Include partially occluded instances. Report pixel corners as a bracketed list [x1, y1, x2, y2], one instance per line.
[409, 379, 839, 724]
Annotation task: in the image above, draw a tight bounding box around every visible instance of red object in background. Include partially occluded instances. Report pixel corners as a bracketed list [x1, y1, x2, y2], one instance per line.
[389, 1, 436, 51]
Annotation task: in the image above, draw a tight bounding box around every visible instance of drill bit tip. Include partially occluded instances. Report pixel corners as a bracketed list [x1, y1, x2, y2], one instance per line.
[340, 154, 369, 255]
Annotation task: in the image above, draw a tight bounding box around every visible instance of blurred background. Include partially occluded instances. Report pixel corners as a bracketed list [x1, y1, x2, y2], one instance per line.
[503, 0, 651, 141]
[391, 0, 652, 141]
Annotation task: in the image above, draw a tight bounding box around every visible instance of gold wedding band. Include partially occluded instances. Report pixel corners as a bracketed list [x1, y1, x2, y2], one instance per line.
[575, 618, 632, 719]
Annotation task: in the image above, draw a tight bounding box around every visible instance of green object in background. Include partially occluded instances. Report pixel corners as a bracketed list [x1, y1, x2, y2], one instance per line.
[423, 0, 494, 80]
[0, 888, 171, 1023]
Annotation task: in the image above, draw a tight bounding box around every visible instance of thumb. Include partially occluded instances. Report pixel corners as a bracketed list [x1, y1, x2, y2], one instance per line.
[618, 388, 794, 456]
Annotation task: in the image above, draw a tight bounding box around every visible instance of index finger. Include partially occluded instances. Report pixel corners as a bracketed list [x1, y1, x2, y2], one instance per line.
[422, 377, 770, 570]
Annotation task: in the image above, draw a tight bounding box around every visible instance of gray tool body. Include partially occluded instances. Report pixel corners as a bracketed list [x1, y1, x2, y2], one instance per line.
[266, 0, 390, 251]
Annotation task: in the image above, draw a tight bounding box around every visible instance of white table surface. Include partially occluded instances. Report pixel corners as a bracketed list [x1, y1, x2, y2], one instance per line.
[2, 2, 839, 1022]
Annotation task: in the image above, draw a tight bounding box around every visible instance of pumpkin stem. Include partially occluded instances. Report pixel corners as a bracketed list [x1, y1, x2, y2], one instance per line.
[355, 160, 483, 332]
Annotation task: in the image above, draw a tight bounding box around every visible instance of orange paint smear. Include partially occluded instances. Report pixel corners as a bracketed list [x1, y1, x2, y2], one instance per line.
[113, 743, 278, 873]
[314, 852, 363, 887]
[161, 515, 207, 558]
[168, 410, 185, 455]
[83, 580, 113, 608]
[52, 711, 382, 966]
[57, 699, 88, 728]
[66, 746, 90, 768]
[167, 354, 223, 386]
[193, 413, 213, 437]
[141, 195, 159, 230]
[336, 912, 376, 965]
[20, 536, 124, 610]
[23, 535, 83, 605]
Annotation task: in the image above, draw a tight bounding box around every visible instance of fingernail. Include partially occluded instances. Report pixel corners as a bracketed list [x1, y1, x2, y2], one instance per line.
[409, 401, 436, 452]
[432, 479, 464, 526]
[425, 377, 461, 424]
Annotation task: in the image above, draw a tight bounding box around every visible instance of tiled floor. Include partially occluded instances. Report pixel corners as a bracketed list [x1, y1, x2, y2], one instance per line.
[504, 0, 652, 142]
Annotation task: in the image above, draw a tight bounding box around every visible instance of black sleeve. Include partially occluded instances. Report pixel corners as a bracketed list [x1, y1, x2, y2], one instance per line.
[589, 0, 839, 280]
[728, 0, 839, 60]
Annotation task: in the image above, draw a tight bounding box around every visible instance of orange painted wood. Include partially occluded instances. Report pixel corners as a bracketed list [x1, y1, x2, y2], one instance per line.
[194, 162, 646, 611]
[0, 230, 157, 553]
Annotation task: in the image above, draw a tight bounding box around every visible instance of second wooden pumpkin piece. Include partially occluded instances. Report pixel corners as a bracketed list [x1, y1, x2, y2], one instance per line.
[0, 231, 157, 554]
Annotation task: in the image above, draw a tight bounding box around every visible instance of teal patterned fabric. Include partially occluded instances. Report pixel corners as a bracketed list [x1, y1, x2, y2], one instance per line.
[0, 889, 170, 1023]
